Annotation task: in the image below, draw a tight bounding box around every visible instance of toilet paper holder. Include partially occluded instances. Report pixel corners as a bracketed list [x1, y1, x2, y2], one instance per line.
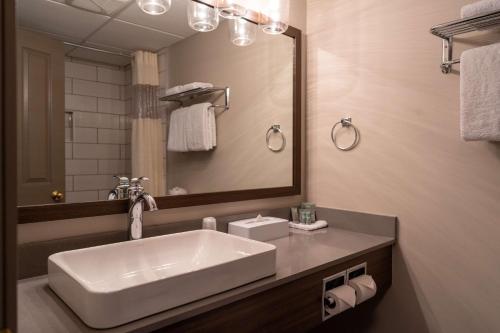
[322, 271, 347, 321]
[347, 262, 367, 281]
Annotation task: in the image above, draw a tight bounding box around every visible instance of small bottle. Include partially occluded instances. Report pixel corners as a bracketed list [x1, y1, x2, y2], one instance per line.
[202, 217, 217, 230]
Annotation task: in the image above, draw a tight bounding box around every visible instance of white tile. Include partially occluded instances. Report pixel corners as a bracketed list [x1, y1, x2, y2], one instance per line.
[98, 159, 126, 175]
[121, 85, 132, 100]
[74, 128, 97, 143]
[65, 143, 73, 159]
[66, 160, 98, 175]
[73, 112, 120, 129]
[65, 62, 97, 81]
[73, 175, 116, 191]
[66, 191, 99, 203]
[120, 144, 131, 159]
[65, 94, 97, 112]
[66, 176, 73, 192]
[98, 67, 126, 85]
[17, 0, 108, 40]
[98, 129, 126, 144]
[73, 143, 120, 159]
[73, 79, 120, 99]
[88, 19, 181, 54]
[98, 98, 126, 115]
[98, 190, 112, 201]
[119, 115, 131, 129]
[65, 78, 72, 93]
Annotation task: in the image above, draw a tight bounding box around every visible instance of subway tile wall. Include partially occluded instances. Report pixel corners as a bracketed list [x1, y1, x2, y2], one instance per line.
[65, 59, 132, 203]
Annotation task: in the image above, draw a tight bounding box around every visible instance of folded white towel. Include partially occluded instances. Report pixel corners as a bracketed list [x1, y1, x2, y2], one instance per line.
[167, 107, 189, 152]
[167, 103, 216, 152]
[460, 43, 500, 141]
[461, 0, 500, 18]
[289, 220, 329, 231]
[160, 82, 214, 98]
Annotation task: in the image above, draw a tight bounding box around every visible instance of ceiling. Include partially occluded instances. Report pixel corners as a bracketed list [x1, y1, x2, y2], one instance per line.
[17, 0, 198, 65]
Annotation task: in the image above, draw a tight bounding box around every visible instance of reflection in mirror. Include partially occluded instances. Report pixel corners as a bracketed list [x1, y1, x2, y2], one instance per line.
[16, 0, 295, 206]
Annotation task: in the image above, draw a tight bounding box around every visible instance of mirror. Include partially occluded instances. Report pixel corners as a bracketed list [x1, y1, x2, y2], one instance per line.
[16, 0, 301, 220]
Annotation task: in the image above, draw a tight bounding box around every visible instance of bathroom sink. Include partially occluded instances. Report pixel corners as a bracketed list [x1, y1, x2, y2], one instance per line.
[48, 230, 276, 328]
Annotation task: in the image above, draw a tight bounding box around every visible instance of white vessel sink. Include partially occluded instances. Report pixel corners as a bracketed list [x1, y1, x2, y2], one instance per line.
[48, 230, 276, 328]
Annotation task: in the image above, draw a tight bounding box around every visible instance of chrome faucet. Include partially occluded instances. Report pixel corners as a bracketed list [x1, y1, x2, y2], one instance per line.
[128, 177, 158, 240]
[108, 176, 130, 200]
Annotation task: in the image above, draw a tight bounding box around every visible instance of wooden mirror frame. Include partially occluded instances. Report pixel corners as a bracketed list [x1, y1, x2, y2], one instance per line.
[18, 24, 302, 224]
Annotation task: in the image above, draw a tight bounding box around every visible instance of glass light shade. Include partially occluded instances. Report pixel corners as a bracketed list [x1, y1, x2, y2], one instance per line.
[136, 0, 171, 15]
[229, 18, 257, 47]
[187, 1, 219, 32]
[215, 0, 247, 19]
[261, 0, 289, 35]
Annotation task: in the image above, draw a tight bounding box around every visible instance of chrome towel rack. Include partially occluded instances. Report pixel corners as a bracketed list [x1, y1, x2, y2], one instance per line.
[159, 87, 230, 111]
[266, 125, 286, 152]
[430, 10, 500, 74]
[331, 118, 360, 151]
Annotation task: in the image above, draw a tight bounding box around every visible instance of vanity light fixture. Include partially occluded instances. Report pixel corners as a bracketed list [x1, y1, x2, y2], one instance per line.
[136, 0, 171, 15]
[229, 17, 256, 46]
[187, 0, 219, 32]
[261, 0, 290, 35]
[215, 0, 247, 19]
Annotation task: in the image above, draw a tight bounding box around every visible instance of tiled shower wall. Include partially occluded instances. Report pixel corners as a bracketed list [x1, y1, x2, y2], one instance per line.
[64, 59, 132, 203]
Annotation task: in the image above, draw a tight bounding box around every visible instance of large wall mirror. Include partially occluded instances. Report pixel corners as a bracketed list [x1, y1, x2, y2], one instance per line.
[16, 0, 301, 223]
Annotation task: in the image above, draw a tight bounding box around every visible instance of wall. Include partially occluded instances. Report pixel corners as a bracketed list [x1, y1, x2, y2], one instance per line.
[158, 25, 294, 194]
[17, 0, 306, 243]
[64, 59, 132, 203]
[306, 1, 500, 332]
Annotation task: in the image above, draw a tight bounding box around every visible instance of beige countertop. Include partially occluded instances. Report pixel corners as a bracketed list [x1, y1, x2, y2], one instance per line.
[18, 227, 395, 333]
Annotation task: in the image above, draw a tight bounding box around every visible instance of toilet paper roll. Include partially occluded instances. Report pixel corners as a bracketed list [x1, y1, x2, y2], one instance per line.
[348, 274, 377, 304]
[325, 285, 356, 316]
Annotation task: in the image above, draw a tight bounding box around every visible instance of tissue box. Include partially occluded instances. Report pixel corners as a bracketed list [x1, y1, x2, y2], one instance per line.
[228, 216, 289, 242]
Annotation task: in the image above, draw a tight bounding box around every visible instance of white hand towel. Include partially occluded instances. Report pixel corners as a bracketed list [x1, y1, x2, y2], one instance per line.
[289, 220, 329, 231]
[461, 0, 500, 18]
[209, 108, 217, 148]
[460, 43, 500, 141]
[167, 107, 189, 152]
[186, 103, 213, 151]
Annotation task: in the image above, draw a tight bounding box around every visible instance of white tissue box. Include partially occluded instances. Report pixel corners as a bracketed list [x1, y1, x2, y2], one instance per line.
[228, 216, 289, 242]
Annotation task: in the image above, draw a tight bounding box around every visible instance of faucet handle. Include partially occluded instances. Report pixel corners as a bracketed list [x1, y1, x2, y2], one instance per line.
[130, 177, 149, 186]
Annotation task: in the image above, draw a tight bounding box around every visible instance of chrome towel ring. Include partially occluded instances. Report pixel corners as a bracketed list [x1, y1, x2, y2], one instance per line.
[266, 125, 286, 152]
[331, 117, 360, 151]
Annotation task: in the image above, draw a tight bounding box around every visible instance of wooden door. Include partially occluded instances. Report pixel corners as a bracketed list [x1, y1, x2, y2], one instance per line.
[17, 29, 65, 205]
[2, 0, 18, 331]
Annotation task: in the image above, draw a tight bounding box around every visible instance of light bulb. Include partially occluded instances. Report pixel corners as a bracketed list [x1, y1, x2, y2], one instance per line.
[136, 0, 171, 15]
[215, 0, 247, 19]
[229, 18, 257, 47]
[261, 0, 289, 35]
[187, 0, 219, 32]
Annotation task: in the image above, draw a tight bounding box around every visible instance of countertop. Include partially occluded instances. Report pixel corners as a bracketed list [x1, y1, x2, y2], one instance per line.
[18, 227, 395, 333]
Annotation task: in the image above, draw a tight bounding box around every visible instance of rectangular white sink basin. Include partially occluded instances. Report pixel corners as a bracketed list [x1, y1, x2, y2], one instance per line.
[48, 230, 276, 328]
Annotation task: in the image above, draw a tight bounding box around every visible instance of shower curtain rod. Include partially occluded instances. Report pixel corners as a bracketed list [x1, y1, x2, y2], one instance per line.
[64, 41, 133, 58]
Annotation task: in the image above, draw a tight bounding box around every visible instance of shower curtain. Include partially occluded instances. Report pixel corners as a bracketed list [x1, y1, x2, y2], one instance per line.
[131, 51, 166, 196]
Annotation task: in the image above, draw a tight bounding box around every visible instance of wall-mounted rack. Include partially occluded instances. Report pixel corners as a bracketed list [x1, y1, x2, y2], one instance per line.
[430, 10, 500, 74]
[159, 87, 230, 111]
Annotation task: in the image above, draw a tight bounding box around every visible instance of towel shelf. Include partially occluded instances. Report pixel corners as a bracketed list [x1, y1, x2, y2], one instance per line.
[430, 10, 500, 74]
[159, 87, 230, 111]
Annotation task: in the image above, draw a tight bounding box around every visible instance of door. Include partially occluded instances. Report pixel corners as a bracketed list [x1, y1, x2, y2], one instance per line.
[17, 29, 65, 205]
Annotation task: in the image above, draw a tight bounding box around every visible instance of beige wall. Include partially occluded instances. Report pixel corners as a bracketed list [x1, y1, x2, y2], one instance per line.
[18, 0, 306, 244]
[161, 25, 294, 194]
[307, 1, 500, 332]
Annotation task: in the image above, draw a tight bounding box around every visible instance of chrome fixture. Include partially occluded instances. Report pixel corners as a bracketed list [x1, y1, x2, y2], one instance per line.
[266, 125, 286, 152]
[108, 176, 130, 200]
[331, 118, 360, 151]
[136, 0, 171, 15]
[430, 10, 500, 74]
[128, 177, 158, 240]
[159, 86, 230, 111]
[215, 0, 247, 19]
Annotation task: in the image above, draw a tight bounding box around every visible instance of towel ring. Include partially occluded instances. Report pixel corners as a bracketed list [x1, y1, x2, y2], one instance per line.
[266, 125, 286, 152]
[331, 117, 360, 151]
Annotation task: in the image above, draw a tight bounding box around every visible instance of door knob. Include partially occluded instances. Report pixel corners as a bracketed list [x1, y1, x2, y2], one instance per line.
[51, 190, 64, 202]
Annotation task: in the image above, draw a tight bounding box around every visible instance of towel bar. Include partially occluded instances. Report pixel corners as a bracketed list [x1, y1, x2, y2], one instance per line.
[160, 87, 230, 111]
[430, 10, 500, 74]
